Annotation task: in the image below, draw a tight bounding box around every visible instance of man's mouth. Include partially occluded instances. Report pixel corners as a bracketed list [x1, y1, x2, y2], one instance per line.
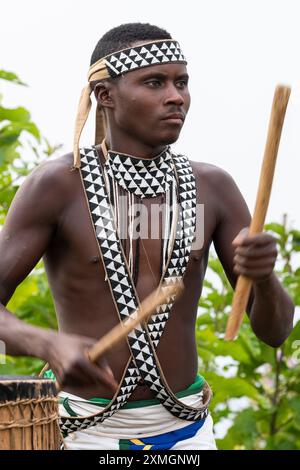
[161, 113, 185, 124]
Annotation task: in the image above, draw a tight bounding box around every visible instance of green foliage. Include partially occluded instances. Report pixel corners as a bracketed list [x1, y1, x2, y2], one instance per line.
[0, 70, 27, 86]
[1, 267, 57, 376]
[7, 265, 57, 330]
[0, 70, 61, 223]
[197, 216, 300, 449]
[0, 71, 58, 376]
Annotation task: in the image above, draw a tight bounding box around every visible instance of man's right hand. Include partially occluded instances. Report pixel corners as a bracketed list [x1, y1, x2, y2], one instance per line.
[45, 331, 118, 393]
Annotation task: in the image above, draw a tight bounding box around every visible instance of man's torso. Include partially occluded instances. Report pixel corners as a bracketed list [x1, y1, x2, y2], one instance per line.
[42, 150, 219, 400]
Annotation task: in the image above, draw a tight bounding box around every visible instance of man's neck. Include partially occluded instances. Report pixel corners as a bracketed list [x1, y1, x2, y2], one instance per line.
[106, 132, 167, 159]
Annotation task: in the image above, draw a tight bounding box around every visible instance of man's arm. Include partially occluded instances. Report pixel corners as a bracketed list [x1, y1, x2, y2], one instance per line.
[211, 168, 294, 347]
[0, 160, 62, 358]
[0, 158, 117, 390]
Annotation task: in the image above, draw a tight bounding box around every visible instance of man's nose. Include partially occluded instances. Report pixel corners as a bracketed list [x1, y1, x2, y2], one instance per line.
[164, 85, 184, 106]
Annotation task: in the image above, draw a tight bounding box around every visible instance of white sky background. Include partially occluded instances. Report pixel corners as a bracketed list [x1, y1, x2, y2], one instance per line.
[1, 0, 300, 230]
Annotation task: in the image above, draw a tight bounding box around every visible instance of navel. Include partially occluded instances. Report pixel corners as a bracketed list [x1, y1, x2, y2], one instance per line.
[90, 256, 100, 264]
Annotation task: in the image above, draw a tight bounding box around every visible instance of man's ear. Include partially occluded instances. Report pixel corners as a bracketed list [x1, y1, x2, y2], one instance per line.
[94, 81, 114, 109]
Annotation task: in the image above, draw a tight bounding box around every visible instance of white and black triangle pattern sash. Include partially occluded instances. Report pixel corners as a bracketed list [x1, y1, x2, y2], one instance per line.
[146, 153, 198, 346]
[59, 147, 210, 436]
[105, 149, 175, 198]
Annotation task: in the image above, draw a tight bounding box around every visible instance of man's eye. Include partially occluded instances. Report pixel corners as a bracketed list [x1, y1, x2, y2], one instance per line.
[177, 80, 188, 89]
[145, 80, 162, 87]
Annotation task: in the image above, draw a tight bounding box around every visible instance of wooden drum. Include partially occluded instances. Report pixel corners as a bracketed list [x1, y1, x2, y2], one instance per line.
[0, 376, 60, 450]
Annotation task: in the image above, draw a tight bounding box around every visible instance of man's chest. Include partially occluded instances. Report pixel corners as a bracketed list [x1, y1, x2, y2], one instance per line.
[53, 154, 218, 258]
[53, 169, 217, 282]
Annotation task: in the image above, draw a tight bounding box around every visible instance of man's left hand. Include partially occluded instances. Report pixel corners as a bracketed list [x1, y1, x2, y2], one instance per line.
[232, 228, 278, 283]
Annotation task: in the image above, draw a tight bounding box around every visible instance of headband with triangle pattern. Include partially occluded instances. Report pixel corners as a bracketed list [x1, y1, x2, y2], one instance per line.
[73, 39, 187, 168]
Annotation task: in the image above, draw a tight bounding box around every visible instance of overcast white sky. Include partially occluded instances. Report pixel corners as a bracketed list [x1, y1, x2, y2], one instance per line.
[1, 0, 299, 229]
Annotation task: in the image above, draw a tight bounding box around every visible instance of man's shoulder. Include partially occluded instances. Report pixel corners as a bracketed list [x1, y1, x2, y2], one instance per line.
[27, 152, 79, 194]
[31, 151, 74, 177]
[15, 152, 82, 219]
[190, 160, 236, 190]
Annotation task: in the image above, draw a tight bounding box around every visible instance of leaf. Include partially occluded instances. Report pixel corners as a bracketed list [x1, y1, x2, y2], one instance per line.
[7, 275, 39, 311]
[197, 326, 252, 364]
[271, 430, 299, 450]
[217, 408, 259, 450]
[202, 279, 214, 289]
[0, 106, 31, 123]
[289, 397, 300, 414]
[196, 313, 214, 325]
[0, 356, 44, 376]
[0, 141, 20, 165]
[291, 230, 300, 251]
[265, 222, 285, 237]
[0, 70, 27, 86]
[0, 121, 40, 142]
[0, 129, 21, 145]
[284, 319, 300, 356]
[204, 372, 260, 403]
[274, 397, 295, 430]
[197, 347, 215, 363]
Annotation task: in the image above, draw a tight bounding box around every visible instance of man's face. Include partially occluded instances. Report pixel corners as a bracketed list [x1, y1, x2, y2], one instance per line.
[110, 62, 190, 147]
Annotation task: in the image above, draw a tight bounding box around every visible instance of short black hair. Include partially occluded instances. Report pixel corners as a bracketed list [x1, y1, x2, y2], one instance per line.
[90, 23, 172, 65]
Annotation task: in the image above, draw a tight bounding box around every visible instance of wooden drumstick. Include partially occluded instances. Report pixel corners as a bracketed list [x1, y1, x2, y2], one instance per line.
[225, 85, 291, 341]
[88, 280, 184, 362]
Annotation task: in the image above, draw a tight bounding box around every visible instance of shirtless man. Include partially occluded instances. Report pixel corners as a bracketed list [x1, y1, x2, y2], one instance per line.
[0, 23, 294, 450]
